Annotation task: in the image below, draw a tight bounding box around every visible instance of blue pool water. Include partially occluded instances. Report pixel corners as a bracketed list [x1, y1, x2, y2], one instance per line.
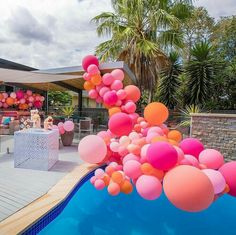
[39, 179, 236, 235]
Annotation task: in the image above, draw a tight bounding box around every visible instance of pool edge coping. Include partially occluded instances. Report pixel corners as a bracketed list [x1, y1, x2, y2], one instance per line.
[0, 163, 97, 235]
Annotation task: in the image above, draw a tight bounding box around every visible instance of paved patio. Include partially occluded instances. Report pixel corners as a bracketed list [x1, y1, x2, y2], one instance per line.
[0, 135, 83, 222]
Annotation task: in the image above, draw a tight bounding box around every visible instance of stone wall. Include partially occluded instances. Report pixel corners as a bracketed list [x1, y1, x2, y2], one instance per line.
[191, 113, 236, 161]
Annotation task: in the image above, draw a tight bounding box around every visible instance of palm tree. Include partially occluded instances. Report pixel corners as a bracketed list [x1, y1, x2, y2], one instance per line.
[158, 51, 182, 109]
[92, 0, 192, 101]
[185, 41, 221, 105]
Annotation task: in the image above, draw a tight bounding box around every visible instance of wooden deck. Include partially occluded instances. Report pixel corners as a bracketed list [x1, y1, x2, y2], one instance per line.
[0, 135, 83, 222]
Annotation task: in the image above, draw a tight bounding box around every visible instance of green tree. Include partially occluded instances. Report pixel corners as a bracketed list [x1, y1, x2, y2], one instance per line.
[185, 41, 221, 106]
[92, 0, 192, 101]
[48, 91, 72, 106]
[157, 52, 182, 109]
[182, 7, 215, 62]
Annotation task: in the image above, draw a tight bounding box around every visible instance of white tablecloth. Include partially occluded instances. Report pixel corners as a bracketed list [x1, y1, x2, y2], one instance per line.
[14, 129, 59, 171]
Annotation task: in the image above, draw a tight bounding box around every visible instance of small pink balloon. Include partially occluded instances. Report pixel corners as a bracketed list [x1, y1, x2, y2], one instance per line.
[94, 179, 105, 190]
[95, 168, 105, 178]
[10, 92, 16, 99]
[184, 154, 199, 168]
[118, 146, 129, 157]
[129, 132, 140, 141]
[96, 97, 103, 103]
[174, 146, 185, 162]
[128, 113, 139, 124]
[202, 169, 226, 194]
[90, 176, 97, 184]
[82, 55, 99, 71]
[140, 121, 148, 129]
[40, 96, 45, 102]
[28, 103, 33, 107]
[26, 90, 32, 96]
[115, 100, 122, 106]
[117, 89, 127, 100]
[110, 80, 123, 91]
[180, 138, 204, 159]
[102, 73, 114, 86]
[146, 132, 160, 143]
[59, 126, 65, 135]
[108, 182, 120, 196]
[123, 160, 142, 179]
[119, 136, 131, 146]
[83, 72, 91, 81]
[34, 100, 42, 108]
[35, 96, 41, 101]
[20, 98, 26, 104]
[147, 127, 164, 136]
[28, 96, 34, 102]
[124, 101, 136, 114]
[2, 92, 8, 99]
[96, 83, 104, 92]
[140, 144, 150, 163]
[58, 122, 64, 128]
[87, 64, 100, 75]
[122, 153, 139, 164]
[110, 141, 120, 152]
[111, 69, 124, 81]
[199, 149, 224, 169]
[99, 87, 110, 97]
[88, 89, 98, 99]
[136, 175, 162, 200]
[63, 121, 74, 132]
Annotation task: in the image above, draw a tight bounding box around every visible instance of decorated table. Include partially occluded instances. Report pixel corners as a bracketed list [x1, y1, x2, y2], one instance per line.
[14, 128, 59, 171]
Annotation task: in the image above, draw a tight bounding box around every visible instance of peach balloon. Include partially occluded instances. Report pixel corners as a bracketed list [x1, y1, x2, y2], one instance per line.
[163, 165, 214, 212]
[144, 102, 169, 125]
[124, 85, 141, 102]
[108, 182, 120, 196]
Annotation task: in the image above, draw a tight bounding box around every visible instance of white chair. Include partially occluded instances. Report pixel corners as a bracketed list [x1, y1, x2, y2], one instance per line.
[78, 119, 93, 139]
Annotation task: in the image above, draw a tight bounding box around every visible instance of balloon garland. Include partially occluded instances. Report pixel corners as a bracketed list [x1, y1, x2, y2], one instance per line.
[0, 90, 44, 110]
[78, 55, 236, 212]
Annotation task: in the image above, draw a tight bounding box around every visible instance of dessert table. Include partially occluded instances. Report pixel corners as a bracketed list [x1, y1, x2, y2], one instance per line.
[14, 128, 59, 171]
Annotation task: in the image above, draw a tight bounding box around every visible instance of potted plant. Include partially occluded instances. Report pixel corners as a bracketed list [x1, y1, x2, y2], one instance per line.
[58, 120, 75, 146]
[61, 106, 75, 121]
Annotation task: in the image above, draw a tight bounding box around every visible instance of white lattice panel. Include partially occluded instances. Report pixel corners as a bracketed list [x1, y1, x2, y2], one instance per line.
[14, 129, 59, 171]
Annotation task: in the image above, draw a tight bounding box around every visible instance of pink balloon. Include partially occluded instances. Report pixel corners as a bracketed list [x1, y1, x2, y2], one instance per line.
[140, 144, 150, 163]
[202, 169, 226, 194]
[102, 73, 114, 86]
[87, 64, 100, 75]
[83, 72, 91, 81]
[3, 103, 8, 108]
[94, 179, 105, 190]
[63, 121, 74, 132]
[20, 98, 26, 104]
[16, 90, 24, 99]
[82, 55, 99, 71]
[129, 132, 140, 141]
[124, 101, 136, 114]
[199, 149, 224, 169]
[58, 122, 64, 128]
[219, 161, 236, 197]
[174, 146, 185, 162]
[88, 89, 98, 99]
[111, 69, 124, 81]
[34, 101, 42, 108]
[110, 141, 120, 152]
[110, 80, 123, 91]
[122, 153, 139, 164]
[10, 92, 16, 99]
[26, 90, 32, 96]
[184, 154, 199, 168]
[103, 91, 118, 106]
[59, 126, 65, 135]
[119, 136, 131, 146]
[108, 113, 133, 137]
[180, 138, 204, 159]
[147, 142, 178, 171]
[118, 146, 129, 157]
[128, 113, 139, 124]
[115, 100, 122, 107]
[51, 125, 59, 130]
[78, 135, 107, 164]
[99, 87, 110, 97]
[0, 102, 2, 108]
[90, 176, 97, 184]
[2, 92, 8, 99]
[28, 96, 34, 102]
[96, 97, 103, 104]
[40, 96, 45, 102]
[35, 96, 41, 101]
[28, 103, 33, 107]
[108, 182, 120, 196]
[97, 131, 111, 142]
[116, 89, 127, 100]
[136, 175, 162, 200]
[146, 132, 160, 143]
[95, 168, 105, 178]
[147, 127, 164, 136]
[123, 160, 142, 179]
[96, 83, 104, 92]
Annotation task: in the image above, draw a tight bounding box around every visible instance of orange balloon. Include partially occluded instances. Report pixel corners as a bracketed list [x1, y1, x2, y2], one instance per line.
[91, 74, 102, 85]
[141, 163, 164, 180]
[109, 107, 121, 117]
[84, 81, 95, 90]
[168, 130, 182, 142]
[124, 85, 141, 102]
[168, 139, 179, 146]
[152, 168, 165, 180]
[144, 102, 169, 125]
[0, 93, 3, 100]
[163, 165, 214, 212]
[120, 180, 133, 194]
[111, 171, 124, 185]
[102, 174, 110, 186]
[103, 103, 112, 109]
[6, 97, 15, 106]
[223, 184, 230, 194]
[151, 136, 168, 143]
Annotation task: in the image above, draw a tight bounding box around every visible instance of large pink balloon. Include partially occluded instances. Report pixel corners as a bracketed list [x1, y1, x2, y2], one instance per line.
[82, 55, 99, 71]
[63, 121, 74, 132]
[136, 175, 162, 200]
[123, 160, 142, 179]
[124, 101, 136, 114]
[103, 91, 118, 106]
[202, 169, 226, 194]
[180, 138, 204, 159]
[219, 161, 236, 197]
[108, 113, 133, 136]
[78, 135, 107, 164]
[199, 149, 224, 169]
[147, 142, 178, 171]
[87, 64, 100, 75]
[88, 89, 98, 99]
[111, 69, 124, 81]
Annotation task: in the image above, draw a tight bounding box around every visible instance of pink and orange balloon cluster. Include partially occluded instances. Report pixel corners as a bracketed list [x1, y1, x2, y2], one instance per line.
[78, 55, 236, 212]
[0, 90, 44, 110]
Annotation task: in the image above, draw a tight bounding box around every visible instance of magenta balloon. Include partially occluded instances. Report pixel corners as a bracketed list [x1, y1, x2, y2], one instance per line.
[124, 101, 136, 114]
[111, 69, 124, 81]
[199, 149, 224, 169]
[128, 113, 139, 124]
[34, 101, 42, 108]
[116, 89, 127, 100]
[219, 161, 236, 197]
[108, 113, 133, 136]
[102, 73, 114, 86]
[87, 64, 100, 75]
[63, 121, 74, 132]
[202, 169, 226, 194]
[16, 90, 24, 99]
[82, 55, 99, 71]
[180, 138, 204, 159]
[136, 175, 162, 200]
[103, 91, 118, 106]
[147, 142, 178, 171]
[78, 135, 107, 164]
[88, 89, 98, 99]
[123, 160, 142, 179]
[110, 80, 123, 91]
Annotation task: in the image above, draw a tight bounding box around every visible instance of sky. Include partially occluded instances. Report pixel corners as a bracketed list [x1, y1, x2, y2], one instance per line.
[0, 0, 235, 69]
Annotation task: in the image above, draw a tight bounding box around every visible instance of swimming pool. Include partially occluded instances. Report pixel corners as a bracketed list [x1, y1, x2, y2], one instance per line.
[35, 172, 236, 235]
